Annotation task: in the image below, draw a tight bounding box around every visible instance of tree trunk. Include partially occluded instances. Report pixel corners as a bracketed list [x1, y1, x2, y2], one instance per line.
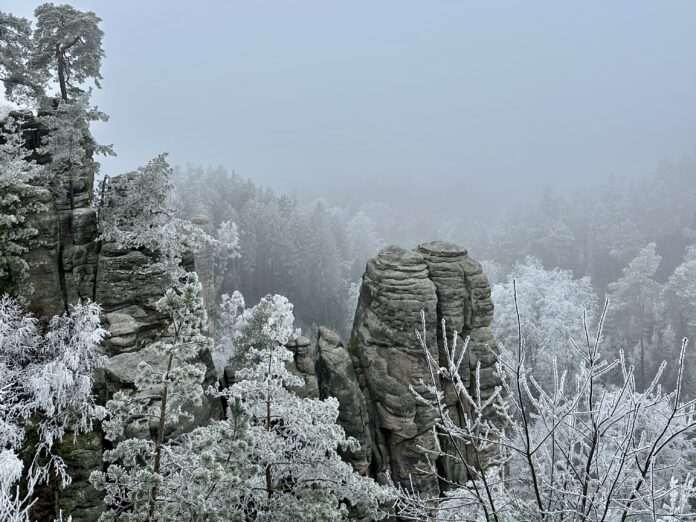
[56, 36, 81, 101]
[56, 45, 68, 101]
[147, 351, 175, 520]
[265, 348, 273, 499]
[639, 304, 646, 390]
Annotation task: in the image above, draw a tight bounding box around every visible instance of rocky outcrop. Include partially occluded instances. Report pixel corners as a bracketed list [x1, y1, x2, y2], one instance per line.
[3, 111, 222, 521]
[103, 343, 223, 440]
[61, 207, 100, 304]
[21, 183, 64, 316]
[54, 430, 104, 519]
[316, 326, 373, 475]
[96, 243, 171, 356]
[5, 110, 99, 317]
[349, 245, 442, 494]
[314, 241, 501, 506]
[416, 241, 501, 485]
[285, 335, 320, 399]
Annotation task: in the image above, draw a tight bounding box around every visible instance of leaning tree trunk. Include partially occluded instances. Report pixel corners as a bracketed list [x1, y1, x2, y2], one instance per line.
[56, 45, 68, 101]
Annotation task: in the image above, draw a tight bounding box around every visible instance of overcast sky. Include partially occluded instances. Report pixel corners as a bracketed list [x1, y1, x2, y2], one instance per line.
[3, 1, 696, 215]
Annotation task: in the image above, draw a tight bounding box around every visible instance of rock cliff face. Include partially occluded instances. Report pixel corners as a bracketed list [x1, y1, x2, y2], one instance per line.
[316, 326, 373, 475]
[5, 112, 220, 520]
[8, 111, 99, 317]
[286, 335, 320, 399]
[350, 246, 442, 494]
[318, 241, 501, 504]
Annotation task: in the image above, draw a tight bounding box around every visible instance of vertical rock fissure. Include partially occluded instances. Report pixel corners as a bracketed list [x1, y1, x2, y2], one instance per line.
[91, 239, 102, 302]
[57, 237, 70, 312]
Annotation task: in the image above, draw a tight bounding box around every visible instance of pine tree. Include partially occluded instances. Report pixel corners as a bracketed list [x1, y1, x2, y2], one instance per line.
[98, 155, 222, 280]
[90, 273, 234, 521]
[0, 11, 41, 104]
[218, 293, 393, 521]
[663, 245, 696, 394]
[31, 3, 104, 102]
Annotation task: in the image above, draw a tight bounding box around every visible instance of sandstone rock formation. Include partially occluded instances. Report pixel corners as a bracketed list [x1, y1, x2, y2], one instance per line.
[4, 112, 220, 520]
[349, 245, 442, 494]
[316, 326, 373, 475]
[319, 241, 501, 504]
[6, 110, 100, 317]
[286, 335, 320, 399]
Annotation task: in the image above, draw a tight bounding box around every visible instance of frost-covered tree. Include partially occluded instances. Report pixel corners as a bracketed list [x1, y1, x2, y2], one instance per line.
[664, 246, 696, 341]
[0, 295, 107, 521]
[98, 155, 223, 279]
[94, 282, 391, 520]
[607, 242, 664, 389]
[218, 293, 394, 520]
[91, 272, 221, 520]
[37, 92, 112, 207]
[0, 11, 40, 105]
[1, 4, 104, 104]
[32, 3, 104, 102]
[492, 257, 598, 383]
[38, 91, 112, 161]
[213, 219, 241, 296]
[211, 291, 245, 377]
[98, 154, 175, 253]
[395, 305, 696, 521]
[0, 117, 45, 296]
[662, 245, 696, 394]
[214, 220, 241, 262]
[479, 259, 504, 287]
[99, 154, 180, 254]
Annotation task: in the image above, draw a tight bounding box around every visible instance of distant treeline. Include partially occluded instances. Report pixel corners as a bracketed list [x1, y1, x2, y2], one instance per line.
[171, 158, 696, 341]
[449, 156, 696, 290]
[171, 165, 383, 337]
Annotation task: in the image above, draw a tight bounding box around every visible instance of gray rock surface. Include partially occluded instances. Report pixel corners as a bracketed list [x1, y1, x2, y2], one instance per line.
[416, 241, 501, 487]
[316, 326, 373, 475]
[285, 335, 320, 399]
[7, 111, 101, 317]
[95, 243, 170, 312]
[319, 241, 502, 506]
[350, 245, 442, 496]
[20, 183, 64, 317]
